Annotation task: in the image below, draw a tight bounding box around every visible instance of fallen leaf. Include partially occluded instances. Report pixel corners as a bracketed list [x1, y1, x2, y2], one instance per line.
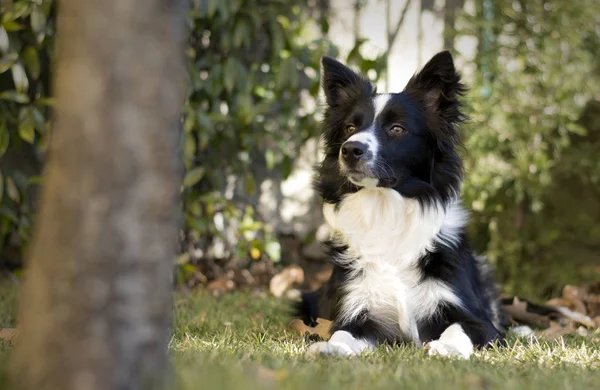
[269, 265, 304, 298]
[539, 321, 576, 340]
[502, 297, 551, 329]
[552, 306, 596, 328]
[289, 317, 332, 340]
[560, 285, 588, 314]
[0, 328, 19, 345]
[586, 295, 600, 317]
[234, 269, 256, 286]
[206, 278, 235, 297]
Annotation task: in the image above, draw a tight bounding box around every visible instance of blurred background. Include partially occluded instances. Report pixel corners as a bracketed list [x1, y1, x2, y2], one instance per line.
[0, 0, 599, 299]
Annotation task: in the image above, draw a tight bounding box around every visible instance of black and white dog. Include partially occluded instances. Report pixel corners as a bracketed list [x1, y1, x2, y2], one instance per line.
[299, 51, 506, 358]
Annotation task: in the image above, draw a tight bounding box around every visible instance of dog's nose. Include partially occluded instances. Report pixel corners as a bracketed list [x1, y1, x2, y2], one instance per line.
[341, 141, 368, 164]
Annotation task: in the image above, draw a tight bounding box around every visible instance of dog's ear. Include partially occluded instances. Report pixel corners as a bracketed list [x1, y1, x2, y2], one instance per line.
[321, 56, 371, 107]
[405, 51, 466, 123]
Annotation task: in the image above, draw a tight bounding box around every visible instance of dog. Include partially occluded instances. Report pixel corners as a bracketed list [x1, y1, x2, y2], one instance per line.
[298, 51, 507, 358]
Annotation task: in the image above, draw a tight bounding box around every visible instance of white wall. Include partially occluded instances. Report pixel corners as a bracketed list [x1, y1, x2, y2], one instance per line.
[327, 0, 477, 91]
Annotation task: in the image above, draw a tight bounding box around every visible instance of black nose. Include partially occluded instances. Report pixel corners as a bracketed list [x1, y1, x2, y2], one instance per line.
[341, 141, 368, 164]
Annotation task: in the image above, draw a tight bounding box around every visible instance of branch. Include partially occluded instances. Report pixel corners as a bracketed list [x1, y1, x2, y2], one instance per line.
[387, 0, 412, 49]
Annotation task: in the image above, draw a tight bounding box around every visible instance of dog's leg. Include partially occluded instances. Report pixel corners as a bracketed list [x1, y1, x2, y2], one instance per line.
[305, 330, 375, 357]
[424, 323, 474, 359]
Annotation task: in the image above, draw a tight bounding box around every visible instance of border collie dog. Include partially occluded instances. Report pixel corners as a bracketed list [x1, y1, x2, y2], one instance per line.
[300, 51, 506, 358]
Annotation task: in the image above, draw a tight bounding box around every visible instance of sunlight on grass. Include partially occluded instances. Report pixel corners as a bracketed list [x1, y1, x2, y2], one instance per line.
[1, 284, 600, 390]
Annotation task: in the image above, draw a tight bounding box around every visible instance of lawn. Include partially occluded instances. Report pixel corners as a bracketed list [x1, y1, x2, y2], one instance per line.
[1, 283, 599, 389]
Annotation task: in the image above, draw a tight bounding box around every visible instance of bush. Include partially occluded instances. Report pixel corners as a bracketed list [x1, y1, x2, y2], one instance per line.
[0, 0, 384, 283]
[460, 0, 600, 296]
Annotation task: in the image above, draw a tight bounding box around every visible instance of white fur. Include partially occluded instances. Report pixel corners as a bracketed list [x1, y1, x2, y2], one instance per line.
[436, 198, 468, 248]
[374, 94, 391, 117]
[425, 323, 474, 359]
[306, 330, 374, 357]
[322, 187, 467, 344]
[348, 176, 378, 188]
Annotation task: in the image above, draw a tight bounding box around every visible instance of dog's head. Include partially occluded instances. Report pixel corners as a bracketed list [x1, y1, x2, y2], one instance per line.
[316, 51, 467, 204]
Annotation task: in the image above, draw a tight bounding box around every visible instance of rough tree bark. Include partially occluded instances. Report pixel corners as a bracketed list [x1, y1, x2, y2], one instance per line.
[10, 1, 188, 389]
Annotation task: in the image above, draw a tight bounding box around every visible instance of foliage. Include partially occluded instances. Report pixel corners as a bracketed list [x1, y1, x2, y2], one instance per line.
[180, 0, 330, 279]
[179, 0, 383, 283]
[460, 0, 600, 295]
[0, 0, 54, 270]
[0, 0, 385, 281]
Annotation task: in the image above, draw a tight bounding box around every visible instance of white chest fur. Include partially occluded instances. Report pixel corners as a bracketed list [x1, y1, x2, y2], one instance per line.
[323, 188, 466, 343]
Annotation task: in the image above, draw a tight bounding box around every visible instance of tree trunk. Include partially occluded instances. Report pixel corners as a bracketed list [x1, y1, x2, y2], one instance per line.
[443, 0, 465, 51]
[10, 1, 188, 389]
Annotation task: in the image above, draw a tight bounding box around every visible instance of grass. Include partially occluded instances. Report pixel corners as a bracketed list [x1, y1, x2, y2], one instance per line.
[1, 283, 600, 389]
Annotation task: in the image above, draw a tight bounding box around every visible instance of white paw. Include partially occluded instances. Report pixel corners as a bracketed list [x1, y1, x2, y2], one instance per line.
[305, 330, 374, 358]
[425, 340, 471, 359]
[305, 341, 355, 358]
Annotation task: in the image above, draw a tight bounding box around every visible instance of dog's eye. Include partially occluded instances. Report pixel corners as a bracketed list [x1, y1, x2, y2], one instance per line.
[390, 125, 405, 134]
[346, 125, 356, 134]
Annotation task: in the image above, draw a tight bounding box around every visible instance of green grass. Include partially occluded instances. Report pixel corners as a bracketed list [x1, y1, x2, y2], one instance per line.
[2, 283, 600, 389]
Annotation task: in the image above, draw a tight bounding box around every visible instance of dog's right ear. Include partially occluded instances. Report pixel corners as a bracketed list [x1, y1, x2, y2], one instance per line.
[321, 56, 368, 107]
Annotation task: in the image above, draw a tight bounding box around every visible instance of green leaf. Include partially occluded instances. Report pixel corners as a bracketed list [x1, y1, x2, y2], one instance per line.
[183, 111, 195, 133]
[196, 112, 213, 131]
[233, 18, 251, 48]
[183, 167, 206, 189]
[18, 120, 34, 143]
[6, 177, 19, 204]
[11, 62, 29, 93]
[1, 21, 24, 32]
[27, 175, 42, 185]
[0, 26, 9, 52]
[245, 173, 256, 195]
[0, 121, 9, 158]
[265, 148, 276, 170]
[22, 46, 40, 80]
[207, 0, 218, 18]
[0, 53, 18, 73]
[218, 0, 230, 19]
[183, 132, 196, 170]
[0, 91, 30, 103]
[281, 155, 293, 180]
[35, 97, 55, 106]
[276, 58, 298, 89]
[1, 2, 30, 23]
[18, 107, 35, 143]
[223, 58, 237, 93]
[30, 6, 47, 43]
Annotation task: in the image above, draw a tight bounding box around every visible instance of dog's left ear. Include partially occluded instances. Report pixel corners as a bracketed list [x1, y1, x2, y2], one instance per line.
[405, 51, 466, 123]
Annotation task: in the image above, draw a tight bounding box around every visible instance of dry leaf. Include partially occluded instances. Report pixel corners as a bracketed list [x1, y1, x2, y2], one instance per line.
[289, 317, 332, 340]
[206, 278, 235, 297]
[586, 295, 600, 317]
[502, 297, 551, 329]
[552, 306, 596, 328]
[269, 265, 304, 298]
[0, 328, 19, 345]
[539, 321, 576, 340]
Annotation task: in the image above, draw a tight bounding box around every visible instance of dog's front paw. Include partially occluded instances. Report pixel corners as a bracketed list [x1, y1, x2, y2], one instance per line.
[305, 341, 355, 358]
[424, 340, 471, 359]
[305, 330, 373, 358]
